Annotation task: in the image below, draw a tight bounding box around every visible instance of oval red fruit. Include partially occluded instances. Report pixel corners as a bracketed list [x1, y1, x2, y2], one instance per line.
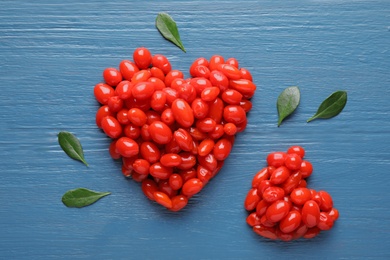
[171, 98, 194, 128]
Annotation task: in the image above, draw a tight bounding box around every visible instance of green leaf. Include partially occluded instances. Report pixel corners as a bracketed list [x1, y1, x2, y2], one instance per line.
[277, 86, 301, 126]
[156, 12, 186, 53]
[58, 131, 88, 166]
[62, 188, 111, 208]
[307, 90, 347, 122]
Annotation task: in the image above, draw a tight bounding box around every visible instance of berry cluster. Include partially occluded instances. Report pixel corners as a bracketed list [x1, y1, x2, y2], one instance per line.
[94, 47, 257, 211]
[245, 146, 339, 241]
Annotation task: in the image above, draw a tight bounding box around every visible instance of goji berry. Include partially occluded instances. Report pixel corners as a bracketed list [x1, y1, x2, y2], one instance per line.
[217, 64, 241, 80]
[149, 68, 165, 82]
[94, 83, 115, 105]
[266, 151, 287, 168]
[266, 200, 290, 223]
[174, 128, 193, 151]
[223, 105, 246, 124]
[109, 140, 121, 160]
[153, 191, 172, 208]
[103, 67, 122, 87]
[127, 108, 147, 127]
[290, 187, 312, 205]
[197, 139, 215, 157]
[151, 54, 171, 75]
[251, 167, 271, 188]
[284, 153, 302, 171]
[246, 212, 262, 227]
[170, 195, 188, 212]
[279, 210, 302, 233]
[262, 187, 285, 203]
[301, 200, 321, 228]
[101, 116, 122, 139]
[115, 137, 139, 158]
[160, 153, 182, 168]
[213, 138, 232, 160]
[131, 69, 151, 85]
[209, 70, 229, 91]
[133, 47, 152, 70]
[133, 159, 150, 175]
[148, 76, 165, 91]
[222, 89, 243, 105]
[149, 121, 173, 144]
[244, 188, 260, 211]
[165, 70, 184, 88]
[201, 87, 220, 102]
[149, 162, 172, 179]
[225, 57, 239, 68]
[270, 166, 290, 185]
[171, 98, 194, 128]
[140, 141, 161, 163]
[239, 68, 253, 81]
[182, 178, 203, 196]
[168, 173, 184, 190]
[119, 60, 139, 81]
[208, 55, 224, 71]
[95, 105, 114, 128]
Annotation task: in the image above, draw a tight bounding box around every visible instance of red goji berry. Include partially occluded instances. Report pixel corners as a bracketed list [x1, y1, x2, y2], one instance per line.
[103, 67, 122, 87]
[182, 178, 203, 196]
[153, 191, 173, 208]
[133, 47, 152, 70]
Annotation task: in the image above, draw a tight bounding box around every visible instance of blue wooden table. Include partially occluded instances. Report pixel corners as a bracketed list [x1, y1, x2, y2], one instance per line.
[1, 0, 389, 259]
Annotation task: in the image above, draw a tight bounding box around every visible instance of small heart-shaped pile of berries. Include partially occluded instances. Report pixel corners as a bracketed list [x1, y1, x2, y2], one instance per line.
[245, 146, 339, 241]
[94, 47, 257, 211]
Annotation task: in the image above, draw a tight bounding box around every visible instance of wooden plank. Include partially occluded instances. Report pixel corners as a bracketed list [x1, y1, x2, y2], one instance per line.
[0, 0, 389, 258]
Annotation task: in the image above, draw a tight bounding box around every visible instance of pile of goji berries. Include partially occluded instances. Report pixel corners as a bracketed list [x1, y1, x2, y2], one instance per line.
[94, 47, 256, 211]
[245, 146, 339, 241]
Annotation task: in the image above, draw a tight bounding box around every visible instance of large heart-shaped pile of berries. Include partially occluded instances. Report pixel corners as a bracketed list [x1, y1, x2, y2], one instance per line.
[245, 146, 339, 241]
[94, 47, 257, 211]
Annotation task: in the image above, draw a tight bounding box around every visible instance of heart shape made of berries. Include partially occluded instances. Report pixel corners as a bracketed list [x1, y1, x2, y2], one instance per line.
[244, 146, 339, 241]
[94, 47, 257, 211]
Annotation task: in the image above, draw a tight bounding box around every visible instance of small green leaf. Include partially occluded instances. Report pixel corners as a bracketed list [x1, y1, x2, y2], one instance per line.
[307, 90, 347, 122]
[58, 131, 88, 166]
[277, 86, 301, 126]
[62, 188, 111, 208]
[156, 12, 186, 53]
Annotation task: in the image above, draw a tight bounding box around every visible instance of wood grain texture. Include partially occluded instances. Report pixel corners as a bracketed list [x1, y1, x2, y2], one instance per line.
[1, 0, 389, 259]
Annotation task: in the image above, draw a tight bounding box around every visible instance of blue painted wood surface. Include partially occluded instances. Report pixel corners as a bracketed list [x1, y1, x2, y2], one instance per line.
[1, 0, 390, 259]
